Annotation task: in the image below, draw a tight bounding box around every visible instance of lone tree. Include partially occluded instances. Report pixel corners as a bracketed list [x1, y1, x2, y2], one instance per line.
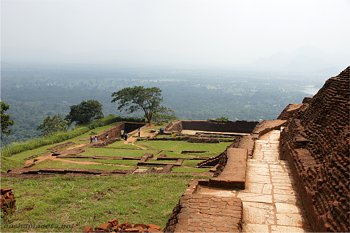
[37, 114, 68, 136]
[65, 100, 103, 125]
[111, 86, 170, 123]
[0, 101, 14, 135]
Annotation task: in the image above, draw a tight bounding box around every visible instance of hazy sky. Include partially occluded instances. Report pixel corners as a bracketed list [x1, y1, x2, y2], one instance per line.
[1, 0, 350, 74]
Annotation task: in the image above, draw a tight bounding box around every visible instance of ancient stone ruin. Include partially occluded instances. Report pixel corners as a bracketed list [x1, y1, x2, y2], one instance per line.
[93, 122, 146, 146]
[165, 120, 258, 134]
[163, 67, 349, 232]
[3, 67, 349, 232]
[279, 66, 350, 232]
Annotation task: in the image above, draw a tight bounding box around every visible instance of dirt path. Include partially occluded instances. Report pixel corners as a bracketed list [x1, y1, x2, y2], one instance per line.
[24, 153, 52, 166]
[54, 158, 100, 165]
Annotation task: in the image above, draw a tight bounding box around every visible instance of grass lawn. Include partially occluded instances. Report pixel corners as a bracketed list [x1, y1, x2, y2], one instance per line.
[66, 158, 139, 166]
[1, 123, 121, 173]
[0, 174, 194, 232]
[31, 160, 134, 171]
[172, 167, 209, 173]
[106, 140, 140, 149]
[137, 140, 231, 157]
[80, 148, 158, 158]
[181, 160, 203, 167]
[0, 122, 234, 233]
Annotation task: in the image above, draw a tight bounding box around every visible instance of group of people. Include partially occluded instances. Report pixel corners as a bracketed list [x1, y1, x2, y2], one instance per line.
[90, 128, 143, 144]
[90, 134, 109, 144]
[121, 128, 141, 141]
[89, 135, 98, 144]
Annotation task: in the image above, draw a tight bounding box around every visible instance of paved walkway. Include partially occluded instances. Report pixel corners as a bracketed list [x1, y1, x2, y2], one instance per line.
[240, 130, 310, 233]
[196, 130, 310, 232]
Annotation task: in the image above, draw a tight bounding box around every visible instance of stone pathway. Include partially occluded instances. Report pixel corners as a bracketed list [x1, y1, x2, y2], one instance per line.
[194, 130, 310, 233]
[240, 130, 310, 233]
[171, 130, 310, 232]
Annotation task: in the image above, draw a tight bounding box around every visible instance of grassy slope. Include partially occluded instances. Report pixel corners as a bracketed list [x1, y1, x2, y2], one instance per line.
[1, 174, 194, 232]
[0, 122, 232, 232]
[1, 124, 118, 172]
[80, 147, 158, 157]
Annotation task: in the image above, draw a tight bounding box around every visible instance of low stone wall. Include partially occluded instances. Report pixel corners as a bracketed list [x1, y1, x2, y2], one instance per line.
[96, 122, 146, 141]
[166, 120, 258, 133]
[279, 67, 350, 232]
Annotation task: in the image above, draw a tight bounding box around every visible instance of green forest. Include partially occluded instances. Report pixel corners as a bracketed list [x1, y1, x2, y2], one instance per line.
[1, 64, 322, 145]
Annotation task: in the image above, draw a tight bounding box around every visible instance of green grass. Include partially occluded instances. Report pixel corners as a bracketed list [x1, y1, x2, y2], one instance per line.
[80, 148, 158, 157]
[1, 120, 124, 172]
[137, 140, 231, 157]
[106, 140, 139, 149]
[182, 160, 202, 167]
[66, 158, 139, 166]
[172, 167, 209, 173]
[0, 174, 193, 232]
[1, 122, 231, 173]
[31, 160, 133, 171]
[1, 115, 120, 158]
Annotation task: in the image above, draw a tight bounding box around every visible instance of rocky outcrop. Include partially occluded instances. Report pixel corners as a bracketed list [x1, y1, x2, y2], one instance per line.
[277, 104, 302, 120]
[280, 67, 350, 232]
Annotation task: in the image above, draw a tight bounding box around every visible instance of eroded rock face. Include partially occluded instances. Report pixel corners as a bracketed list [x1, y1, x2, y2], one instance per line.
[280, 67, 350, 232]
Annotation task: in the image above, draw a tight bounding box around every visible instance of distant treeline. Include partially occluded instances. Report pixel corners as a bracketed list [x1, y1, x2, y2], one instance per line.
[1, 67, 318, 145]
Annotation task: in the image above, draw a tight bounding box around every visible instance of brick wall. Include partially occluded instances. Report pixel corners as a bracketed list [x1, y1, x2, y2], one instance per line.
[280, 67, 350, 232]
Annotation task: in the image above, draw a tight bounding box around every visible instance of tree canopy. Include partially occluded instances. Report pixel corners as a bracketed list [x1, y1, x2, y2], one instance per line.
[111, 86, 170, 123]
[65, 100, 103, 125]
[37, 114, 68, 136]
[0, 101, 14, 136]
